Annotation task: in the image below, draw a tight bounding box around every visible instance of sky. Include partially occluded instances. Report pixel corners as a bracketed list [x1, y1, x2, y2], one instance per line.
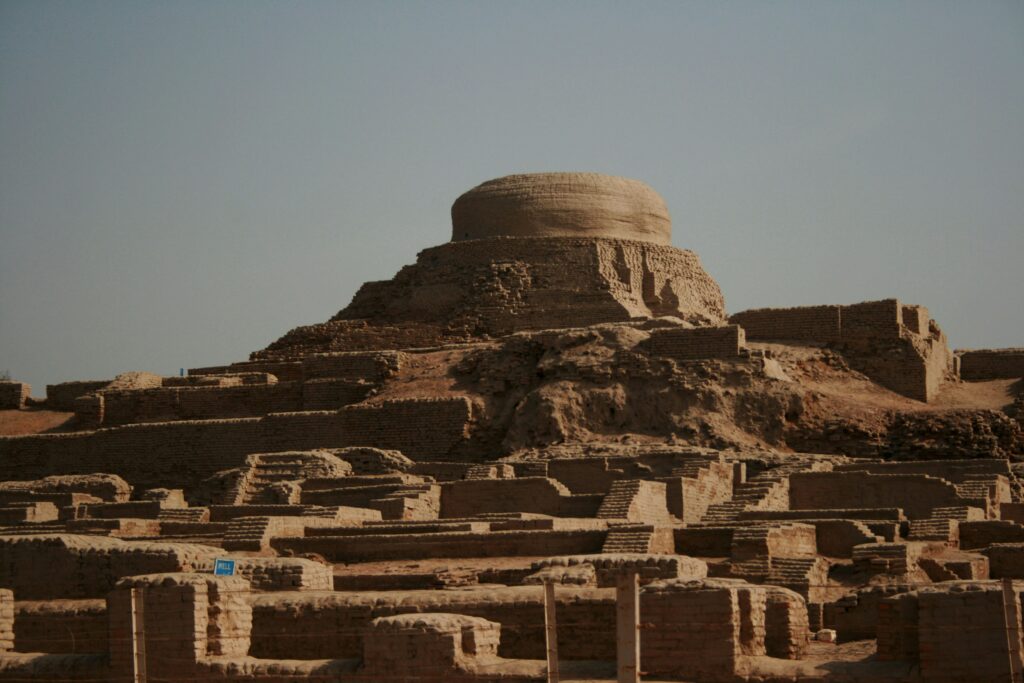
[1, 1, 1022, 394]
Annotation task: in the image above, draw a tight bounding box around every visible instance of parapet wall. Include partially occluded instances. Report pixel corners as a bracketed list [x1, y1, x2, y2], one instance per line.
[958, 348, 1024, 380]
[728, 305, 841, 343]
[729, 299, 907, 344]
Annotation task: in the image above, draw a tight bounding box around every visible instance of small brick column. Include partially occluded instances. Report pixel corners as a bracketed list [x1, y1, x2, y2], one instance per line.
[108, 573, 251, 680]
[0, 589, 14, 652]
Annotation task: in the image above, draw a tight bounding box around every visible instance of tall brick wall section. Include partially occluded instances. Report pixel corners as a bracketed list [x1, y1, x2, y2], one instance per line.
[0, 398, 473, 494]
[107, 573, 251, 679]
[99, 383, 305, 426]
[728, 305, 841, 343]
[301, 351, 406, 382]
[789, 472, 966, 520]
[876, 583, 1022, 681]
[189, 359, 303, 382]
[640, 580, 765, 680]
[45, 380, 110, 411]
[728, 299, 905, 343]
[644, 325, 745, 361]
[841, 299, 903, 340]
[0, 383, 30, 410]
[14, 600, 107, 654]
[677, 460, 734, 523]
[902, 305, 929, 335]
[272, 529, 608, 562]
[0, 535, 220, 599]
[248, 586, 617, 661]
[959, 349, 1024, 380]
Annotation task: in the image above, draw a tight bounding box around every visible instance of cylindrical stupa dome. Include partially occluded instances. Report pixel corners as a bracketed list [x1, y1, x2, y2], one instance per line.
[451, 172, 672, 245]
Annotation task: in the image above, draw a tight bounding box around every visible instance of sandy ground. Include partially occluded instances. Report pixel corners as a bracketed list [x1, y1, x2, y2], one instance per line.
[0, 409, 76, 435]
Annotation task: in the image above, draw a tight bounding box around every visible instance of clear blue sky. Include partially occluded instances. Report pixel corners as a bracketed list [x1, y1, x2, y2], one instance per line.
[1, 1, 1022, 394]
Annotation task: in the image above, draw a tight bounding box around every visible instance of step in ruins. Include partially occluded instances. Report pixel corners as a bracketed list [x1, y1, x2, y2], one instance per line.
[0, 172, 1022, 682]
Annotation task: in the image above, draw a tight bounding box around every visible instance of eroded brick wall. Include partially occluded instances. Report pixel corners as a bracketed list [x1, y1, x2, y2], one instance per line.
[45, 380, 109, 411]
[959, 349, 1024, 380]
[0, 398, 473, 494]
[249, 586, 616, 661]
[789, 472, 963, 519]
[728, 305, 841, 342]
[644, 325, 745, 360]
[0, 383, 30, 410]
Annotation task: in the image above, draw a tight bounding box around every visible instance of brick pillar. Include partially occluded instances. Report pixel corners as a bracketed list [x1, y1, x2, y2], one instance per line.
[108, 573, 251, 680]
[0, 589, 14, 652]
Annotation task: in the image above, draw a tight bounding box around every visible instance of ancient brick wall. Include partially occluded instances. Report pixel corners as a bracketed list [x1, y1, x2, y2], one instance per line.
[915, 584, 1018, 681]
[99, 383, 305, 426]
[902, 305, 929, 335]
[0, 590, 11, 654]
[300, 379, 375, 410]
[301, 351, 406, 381]
[0, 536, 219, 599]
[764, 586, 808, 659]
[248, 586, 617, 661]
[0, 383, 30, 410]
[440, 477, 573, 518]
[272, 528, 608, 562]
[841, 299, 902, 340]
[959, 348, 1024, 380]
[640, 580, 765, 680]
[190, 359, 303, 382]
[644, 325, 745, 361]
[0, 398, 473, 494]
[982, 543, 1024, 578]
[677, 460, 734, 523]
[960, 521, 1024, 550]
[14, 599, 107, 654]
[729, 299, 952, 402]
[727, 305, 841, 342]
[675, 527, 734, 557]
[107, 573, 251, 679]
[45, 380, 110, 411]
[789, 472, 964, 519]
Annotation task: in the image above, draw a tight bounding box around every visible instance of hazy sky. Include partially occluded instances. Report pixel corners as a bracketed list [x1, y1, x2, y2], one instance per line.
[1, 1, 1022, 394]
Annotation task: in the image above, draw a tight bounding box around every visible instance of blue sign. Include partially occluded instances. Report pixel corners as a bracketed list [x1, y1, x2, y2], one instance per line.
[213, 559, 236, 576]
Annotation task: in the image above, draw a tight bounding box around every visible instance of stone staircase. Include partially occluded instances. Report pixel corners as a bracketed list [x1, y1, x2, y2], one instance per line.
[302, 475, 440, 520]
[464, 464, 514, 480]
[223, 452, 352, 506]
[222, 516, 275, 551]
[221, 515, 307, 552]
[602, 523, 656, 553]
[729, 555, 826, 601]
[597, 480, 643, 519]
[701, 464, 802, 523]
[239, 454, 314, 504]
[954, 480, 993, 504]
[157, 508, 210, 523]
[907, 506, 977, 542]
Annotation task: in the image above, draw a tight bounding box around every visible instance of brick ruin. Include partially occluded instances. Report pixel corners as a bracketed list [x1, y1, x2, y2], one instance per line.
[0, 171, 1022, 682]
